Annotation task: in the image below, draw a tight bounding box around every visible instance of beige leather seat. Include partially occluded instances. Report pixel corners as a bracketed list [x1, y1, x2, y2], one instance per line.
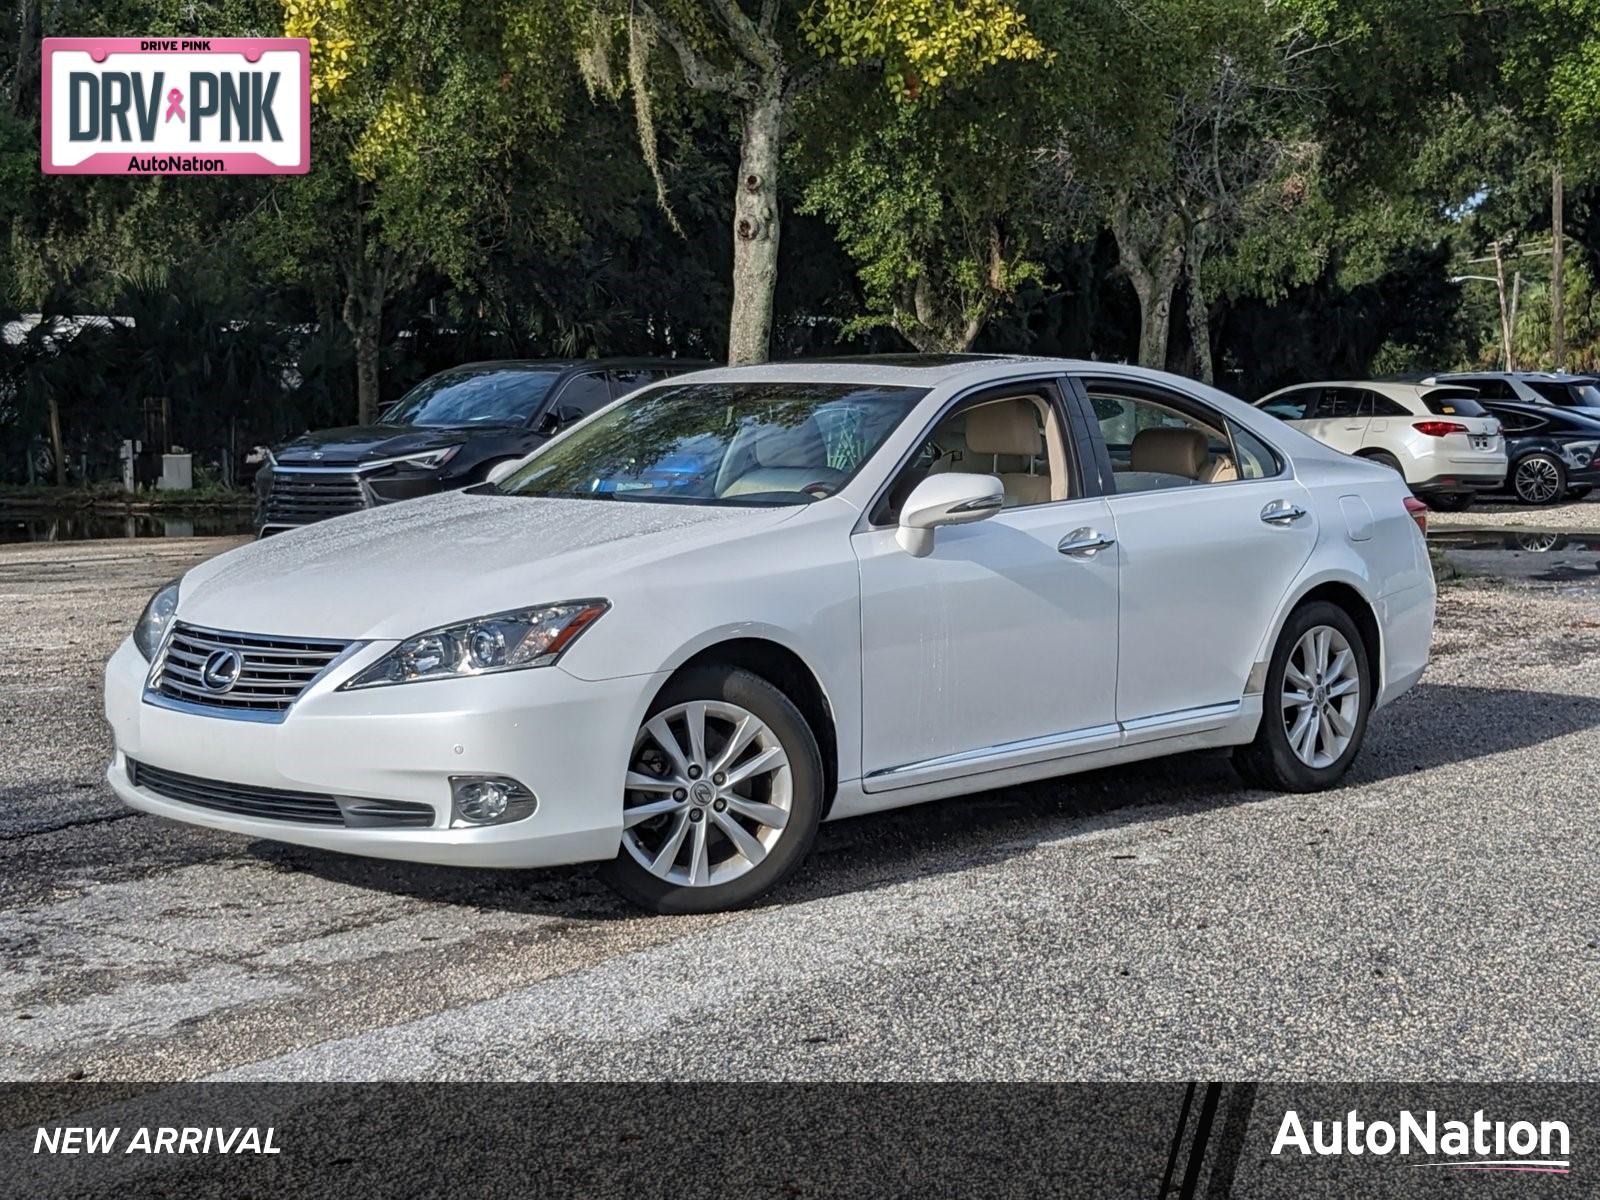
[964, 399, 1051, 507]
[1130, 427, 1209, 481]
[721, 417, 845, 497]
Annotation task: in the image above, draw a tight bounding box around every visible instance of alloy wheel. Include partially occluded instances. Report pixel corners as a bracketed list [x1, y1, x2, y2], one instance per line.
[621, 700, 793, 888]
[1280, 625, 1361, 769]
[1514, 456, 1561, 504]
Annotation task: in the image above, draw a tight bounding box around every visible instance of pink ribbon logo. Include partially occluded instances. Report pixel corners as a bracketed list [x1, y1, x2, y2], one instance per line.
[164, 88, 185, 123]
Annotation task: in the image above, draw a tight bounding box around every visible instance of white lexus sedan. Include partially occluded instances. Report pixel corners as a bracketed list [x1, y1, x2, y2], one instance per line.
[105, 356, 1435, 913]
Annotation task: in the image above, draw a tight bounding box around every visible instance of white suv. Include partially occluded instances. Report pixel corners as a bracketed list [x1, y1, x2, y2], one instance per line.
[1255, 381, 1506, 510]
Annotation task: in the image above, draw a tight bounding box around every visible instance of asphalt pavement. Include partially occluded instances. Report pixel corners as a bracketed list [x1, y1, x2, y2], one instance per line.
[3, 528, 1598, 1082]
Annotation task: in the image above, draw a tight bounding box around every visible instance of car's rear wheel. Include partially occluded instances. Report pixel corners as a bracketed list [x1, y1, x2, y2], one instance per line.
[1233, 601, 1372, 792]
[1364, 450, 1405, 478]
[599, 666, 823, 914]
[1512, 452, 1566, 505]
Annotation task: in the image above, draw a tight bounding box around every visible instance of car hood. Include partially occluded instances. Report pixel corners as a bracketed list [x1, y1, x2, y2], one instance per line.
[273, 424, 500, 466]
[177, 490, 798, 640]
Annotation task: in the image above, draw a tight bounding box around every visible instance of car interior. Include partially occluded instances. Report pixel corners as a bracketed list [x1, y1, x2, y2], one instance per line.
[1087, 391, 1240, 492]
[878, 390, 1072, 521]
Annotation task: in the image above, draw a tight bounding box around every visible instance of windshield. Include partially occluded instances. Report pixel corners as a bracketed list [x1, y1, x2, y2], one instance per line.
[384, 368, 561, 427]
[1530, 379, 1600, 407]
[497, 381, 927, 505]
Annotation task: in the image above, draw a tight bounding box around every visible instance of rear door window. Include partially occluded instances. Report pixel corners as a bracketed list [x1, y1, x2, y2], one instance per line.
[1367, 392, 1411, 417]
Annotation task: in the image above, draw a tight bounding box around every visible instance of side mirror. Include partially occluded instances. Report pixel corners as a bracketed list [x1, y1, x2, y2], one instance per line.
[538, 405, 585, 436]
[896, 473, 1005, 557]
[486, 459, 521, 485]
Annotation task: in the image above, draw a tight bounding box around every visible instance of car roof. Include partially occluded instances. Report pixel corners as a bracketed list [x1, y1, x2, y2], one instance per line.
[1434, 370, 1598, 382]
[676, 353, 1106, 388]
[1257, 380, 1460, 401]
[440, 357, 708, 376]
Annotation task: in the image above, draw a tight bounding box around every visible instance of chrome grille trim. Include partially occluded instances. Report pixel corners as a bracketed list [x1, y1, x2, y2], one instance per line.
[146, 623, 358, 721]
[127, 761, 436, 829]
[264, 468, 369, 527]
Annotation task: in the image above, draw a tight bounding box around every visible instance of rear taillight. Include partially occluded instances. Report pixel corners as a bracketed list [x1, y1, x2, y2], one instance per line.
[1403, 495, 1428, 536]
[1414, 421, 1468, 437]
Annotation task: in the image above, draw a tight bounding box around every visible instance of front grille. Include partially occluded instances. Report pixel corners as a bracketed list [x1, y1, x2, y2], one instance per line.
[130, 760, 346, 825]
[153, 624, 352, 715]
[128, 760, 435, 829]
[264, 469, 368, 527]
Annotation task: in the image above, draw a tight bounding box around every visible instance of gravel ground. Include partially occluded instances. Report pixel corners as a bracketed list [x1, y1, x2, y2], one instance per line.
[3, 533, 1599, 1082]
[1427, 492, 1600, 530]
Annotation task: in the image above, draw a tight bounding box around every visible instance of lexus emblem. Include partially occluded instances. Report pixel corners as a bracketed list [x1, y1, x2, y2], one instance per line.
[199, 649, 244, 693]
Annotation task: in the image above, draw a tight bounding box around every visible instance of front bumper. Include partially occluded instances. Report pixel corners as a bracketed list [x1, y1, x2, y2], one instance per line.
[104, 637, 658, 868]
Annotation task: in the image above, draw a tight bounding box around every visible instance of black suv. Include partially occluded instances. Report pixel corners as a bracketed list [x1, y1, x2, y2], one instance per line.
[255, 358, 704, 534]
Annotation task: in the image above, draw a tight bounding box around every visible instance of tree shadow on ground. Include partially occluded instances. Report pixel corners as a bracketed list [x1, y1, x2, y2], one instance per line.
[248, 682, 1600, 918]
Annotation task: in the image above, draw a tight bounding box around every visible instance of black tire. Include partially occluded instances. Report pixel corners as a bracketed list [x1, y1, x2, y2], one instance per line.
[1512, 452, 1566, 505]
[599, 666, 823, 914]
[1566, 485, 1593, 501]
[1427, 492, 1474, 512]
[1363, 450, 1405, 478]
[1233, 601, 1373, 793]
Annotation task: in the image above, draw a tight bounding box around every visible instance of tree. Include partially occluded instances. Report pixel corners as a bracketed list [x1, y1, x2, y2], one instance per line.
[278, 0, 576, 422]
[578, 0, 1044, 364]
[795, 66, 1048, 351]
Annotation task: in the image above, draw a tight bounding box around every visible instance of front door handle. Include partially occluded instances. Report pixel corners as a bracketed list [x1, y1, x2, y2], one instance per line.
[1261, 500, 1308, 526]
[1058, 528, 1116, 558]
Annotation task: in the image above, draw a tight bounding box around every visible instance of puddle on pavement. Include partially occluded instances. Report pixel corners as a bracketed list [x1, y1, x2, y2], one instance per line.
[1, 512, 254, 543]
[1430, 529, 1600, 591]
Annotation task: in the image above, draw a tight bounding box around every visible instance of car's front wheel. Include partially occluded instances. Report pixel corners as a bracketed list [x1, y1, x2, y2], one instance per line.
[599, 666, 823, 914]
[1233, 601, 1372, 792]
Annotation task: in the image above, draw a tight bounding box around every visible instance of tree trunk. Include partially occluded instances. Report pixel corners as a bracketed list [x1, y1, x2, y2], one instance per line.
[1185, 227, 1214, 385]
[727, 87, 783, 366]
[1552, 162, 1565, 371]
[46, 392, 66, 487]
[1109, 200, 1185, 371]
[353, 311, 381, 426]
[12, 0, 40, 118]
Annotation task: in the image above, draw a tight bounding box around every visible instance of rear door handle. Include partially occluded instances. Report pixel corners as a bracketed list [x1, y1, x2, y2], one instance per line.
[1058, 528, 1116, 558]
[1261, 500, 1307, 526]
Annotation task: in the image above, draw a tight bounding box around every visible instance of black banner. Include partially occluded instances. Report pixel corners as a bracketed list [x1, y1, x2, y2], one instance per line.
[2, 1083, 1590, 1198]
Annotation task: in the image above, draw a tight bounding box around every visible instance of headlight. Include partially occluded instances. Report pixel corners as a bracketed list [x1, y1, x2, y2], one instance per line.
[132, 579, 181, 661]
[370, 446, 462, 471]
[1562, 440, 1599, 469]
[341, 599, 610, 689]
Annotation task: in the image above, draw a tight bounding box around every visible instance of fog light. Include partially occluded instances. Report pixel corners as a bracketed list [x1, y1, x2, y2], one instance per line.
[450, 776, 537, 827]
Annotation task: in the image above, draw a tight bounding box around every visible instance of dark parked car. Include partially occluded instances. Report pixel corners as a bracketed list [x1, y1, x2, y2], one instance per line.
[1478, 399, 1600, 505]
[255, 358, 705, 534]
[1430, 371, 1600, 413]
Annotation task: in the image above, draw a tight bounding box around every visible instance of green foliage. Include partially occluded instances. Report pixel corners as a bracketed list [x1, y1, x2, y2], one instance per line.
[803, 0, 1046, 97]
[796, 69, 1046, 349]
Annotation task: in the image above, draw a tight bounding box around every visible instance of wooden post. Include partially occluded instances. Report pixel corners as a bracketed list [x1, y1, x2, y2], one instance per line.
[1492, 240, 1513, 371]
